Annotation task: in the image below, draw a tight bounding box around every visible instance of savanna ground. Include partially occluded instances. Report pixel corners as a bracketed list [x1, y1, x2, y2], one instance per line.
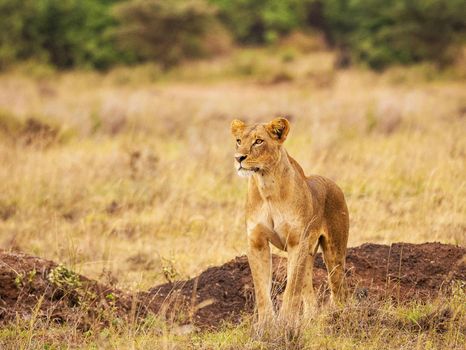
[0, 46, 465, 349]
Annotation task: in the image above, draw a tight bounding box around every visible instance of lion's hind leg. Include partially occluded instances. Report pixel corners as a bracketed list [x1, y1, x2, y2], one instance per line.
[320, 218, 349, 304]
[302, 253, 318, 316]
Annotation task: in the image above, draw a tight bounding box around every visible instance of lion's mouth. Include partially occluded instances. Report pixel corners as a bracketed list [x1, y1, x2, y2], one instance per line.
[238, 164, 260, 171]
[237, 165, 260, 174]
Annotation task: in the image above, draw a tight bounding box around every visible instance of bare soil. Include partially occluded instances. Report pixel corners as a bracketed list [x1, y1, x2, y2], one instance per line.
[0, 250, 137, 331]
[1, 243, 465, 330]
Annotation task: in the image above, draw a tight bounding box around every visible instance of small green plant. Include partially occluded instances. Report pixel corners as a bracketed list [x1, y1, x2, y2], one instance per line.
[14, 274, 22, 288]
[106, 292, 117, 302]
[403, 305, 428, 327]
[161, 258, 180, 284]
[14, 269, 36, 288]
[47, 264, 82, 290]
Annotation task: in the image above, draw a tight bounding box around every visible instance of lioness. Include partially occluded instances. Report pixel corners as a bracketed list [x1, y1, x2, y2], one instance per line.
[231, 117, 349, 325]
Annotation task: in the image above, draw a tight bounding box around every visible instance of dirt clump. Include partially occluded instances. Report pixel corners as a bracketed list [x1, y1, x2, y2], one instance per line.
[145, 242, 465, 328]
[1, 242, 464, 330]
[0, 250, 142, 331]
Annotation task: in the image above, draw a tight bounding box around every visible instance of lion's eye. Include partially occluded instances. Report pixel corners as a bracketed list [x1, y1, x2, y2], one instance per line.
[236, 139, 241, 145]
[254, 139, 263, 145]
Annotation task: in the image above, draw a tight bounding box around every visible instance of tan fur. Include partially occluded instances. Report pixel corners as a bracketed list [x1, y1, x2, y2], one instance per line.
[231, 117, 349, 325]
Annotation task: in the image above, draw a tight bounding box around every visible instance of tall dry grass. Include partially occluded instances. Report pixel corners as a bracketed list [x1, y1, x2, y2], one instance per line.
[0, 49, 465, 348]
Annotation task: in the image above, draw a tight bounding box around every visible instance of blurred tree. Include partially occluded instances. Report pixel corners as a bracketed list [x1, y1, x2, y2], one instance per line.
[113, 0, 220, 68]
[321, 0, 466, 69]
[210, 0, 311, 44]
[36, 0, 123, 69]
[1, 0, 464, 70]
[0, 0, 129, 70]
[0, 0, 41, 69]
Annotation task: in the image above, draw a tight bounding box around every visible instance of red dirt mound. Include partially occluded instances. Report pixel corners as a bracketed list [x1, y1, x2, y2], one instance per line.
[1, 243, 464, 330]
[145, 243, 465, 328]
[0, 250, 141, 330]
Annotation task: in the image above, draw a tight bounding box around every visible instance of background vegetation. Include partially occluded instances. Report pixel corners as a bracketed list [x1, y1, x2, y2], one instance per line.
[0, 0, 465, 70]
[0, 1, 465, 349]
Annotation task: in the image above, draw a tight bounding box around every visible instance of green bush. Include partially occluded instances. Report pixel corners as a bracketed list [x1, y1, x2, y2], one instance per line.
[35, 0, 128, 69]
[210, 0, 311, 44]
[0, 0, 129, 70]
[321, 0, 466, 69]
[113, 0, 220, 68]
[0, 0, 464, 70]
[0, 0, 39, 69]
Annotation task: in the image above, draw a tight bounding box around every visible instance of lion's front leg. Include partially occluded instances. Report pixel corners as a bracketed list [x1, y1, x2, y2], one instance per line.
[280, 241, 309, 322]
[280, 227, 320, 323]
[247, 225, 274, 326]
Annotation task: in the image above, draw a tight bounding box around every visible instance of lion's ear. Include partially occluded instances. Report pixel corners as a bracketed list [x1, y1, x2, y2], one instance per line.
[265, 117, 290, 143]
[231, 119, 246, 136]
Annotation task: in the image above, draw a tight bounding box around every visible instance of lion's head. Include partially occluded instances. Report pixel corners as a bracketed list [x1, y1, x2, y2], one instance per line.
[230, 117, 290, 177]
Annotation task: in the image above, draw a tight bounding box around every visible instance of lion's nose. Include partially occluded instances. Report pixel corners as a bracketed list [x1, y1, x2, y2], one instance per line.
[235, 155, 247, 163]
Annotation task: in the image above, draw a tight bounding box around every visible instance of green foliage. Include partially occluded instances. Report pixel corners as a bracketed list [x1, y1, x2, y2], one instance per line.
[0, 0, 128, 70]
[48, 264, 82, 289]
[14, 269, 36, 288]
[0, 0, 464, 70]
[105, 292, 117, 302]
[160, 257, 180, 283]
[0, 0, 39, 69]
[113, 0, 219, 68]
[34, 0, 128, 69]
[322, 0, 466, 69]
[210, 0, 311, 44]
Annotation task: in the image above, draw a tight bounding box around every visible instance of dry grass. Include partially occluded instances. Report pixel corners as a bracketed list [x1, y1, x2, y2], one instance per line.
[0, 49, 465, 349]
